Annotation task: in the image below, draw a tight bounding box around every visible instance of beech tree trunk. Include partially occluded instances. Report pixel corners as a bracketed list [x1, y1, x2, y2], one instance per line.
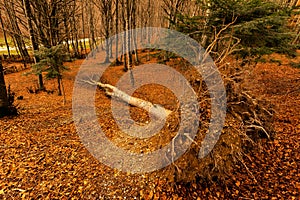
[71, 0, 79, 58]
[115, 0, 121, 64]
[4, 0, 29, 61]
[23, 0, 45, 90]
[84, 79, 172, 119]
[0, 11, 11, 58]
[81, 0, 87, 56]
[88, 1, 96, 53]
[57, 75, 62, 96]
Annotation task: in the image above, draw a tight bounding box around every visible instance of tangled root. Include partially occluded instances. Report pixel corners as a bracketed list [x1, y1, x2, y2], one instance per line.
[149, 64, 275, 184]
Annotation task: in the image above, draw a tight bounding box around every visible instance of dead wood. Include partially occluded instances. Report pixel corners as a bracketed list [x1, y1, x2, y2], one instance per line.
[82, 78, 173, 120]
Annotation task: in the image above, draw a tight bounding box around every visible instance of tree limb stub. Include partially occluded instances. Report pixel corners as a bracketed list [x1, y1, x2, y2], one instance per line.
[82, 79, 173, 120]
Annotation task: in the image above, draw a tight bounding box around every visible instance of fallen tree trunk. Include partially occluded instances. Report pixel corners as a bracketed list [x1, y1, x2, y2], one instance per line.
[83, 79, 173, 119]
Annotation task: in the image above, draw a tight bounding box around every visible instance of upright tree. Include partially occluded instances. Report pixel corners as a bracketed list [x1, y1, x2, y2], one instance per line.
[97, 0, 114, 63]
[3, 0, 29, 61]
[87, 0, 97, 53]
[114, 0, 121, 64]
[23, 0, 44, 90]
[162, 0, 185, 29]
[175, 0, 298, 60]
[0, 10, 11, 58]
[32, 45, 69, 96]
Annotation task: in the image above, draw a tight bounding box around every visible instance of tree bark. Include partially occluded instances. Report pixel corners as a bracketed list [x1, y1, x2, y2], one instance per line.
[4, 0, 29, 61]
[63, 0, 71, 54]
[57, 75, 62, 96]
[23, 0, 45, 90]
[0, 11, 11, 58]
[115, 0, 121, 64]
[81, 0, 87, 56]
[132, 0, 139, 64]
[121, 0, 128, 70]
[0, 60, 8, 116]
[84, 79, 172, 119]
[71, 0, 79, 58]
[126, 0, 132, 69]
[88, 1, 96, 53]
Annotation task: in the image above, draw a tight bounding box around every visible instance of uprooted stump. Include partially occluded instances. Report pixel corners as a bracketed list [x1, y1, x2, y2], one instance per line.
[150, 66, 275, 184]
[158, 80, 274, 183]
[83, 60, 275, 184]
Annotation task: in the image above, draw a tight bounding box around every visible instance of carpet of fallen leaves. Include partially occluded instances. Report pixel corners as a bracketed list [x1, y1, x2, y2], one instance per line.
[0, 52, 299, 199]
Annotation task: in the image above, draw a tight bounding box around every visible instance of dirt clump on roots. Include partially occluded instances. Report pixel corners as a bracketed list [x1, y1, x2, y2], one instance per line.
[156, 63, 274, 184]
[96, 56, 275, 184]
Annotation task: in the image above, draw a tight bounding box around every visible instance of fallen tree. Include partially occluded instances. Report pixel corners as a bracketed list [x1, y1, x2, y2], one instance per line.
[80, 61, 274, 185]
[82, 79, 173, 120]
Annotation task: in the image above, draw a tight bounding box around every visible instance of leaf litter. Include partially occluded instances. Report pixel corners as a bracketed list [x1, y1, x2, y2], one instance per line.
[0, 53, 299, 199]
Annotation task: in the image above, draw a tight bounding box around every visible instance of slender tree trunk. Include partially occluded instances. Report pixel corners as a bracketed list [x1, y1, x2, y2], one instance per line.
[71, 34, 77, 57]
[108, 1, 113, 59]
[61, 78, 66, 104]
[147, 27, 151, 61]
[88, 1, 96, 53]
[81, 0, 87, 56]
[23, 0, 45, 90]
[99, 0, 113, 62]
[120, 41, 124, 62]
[75, 38, 79, 59]
[63, 0, 70, 54]
[72, 0, 79, 58]
[0, 11, 11, 58]
[127, 12, 132, 67]
[105, 38, 110, 63]
[115, 0, 120, 64]
[132, 0, 139, 64]
[121, 0, 128, 71]
[57, 75, 62, 96]
[5, 0, 29, 60]
[146, 0, 151, 61]
[11, 37, 20, 57]
[126, 0, 132, 70]
[48, 6, 54, 46]
[123, 33, 127, 70]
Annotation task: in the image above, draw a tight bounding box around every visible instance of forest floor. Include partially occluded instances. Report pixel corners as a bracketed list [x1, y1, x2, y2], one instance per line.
[0, 51, 299, 199]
